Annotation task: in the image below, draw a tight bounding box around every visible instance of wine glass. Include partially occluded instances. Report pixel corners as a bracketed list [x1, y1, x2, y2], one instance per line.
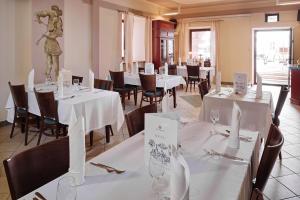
[56, 176, 77, 200]
[210, 109, 220, 134]
[148, 156, 168, 199]
[73, 79, 80, 91]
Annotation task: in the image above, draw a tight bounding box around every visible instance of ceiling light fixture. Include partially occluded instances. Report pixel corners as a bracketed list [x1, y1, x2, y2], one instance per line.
[276, 0, 300, 5]
[163, 6, 181, 16]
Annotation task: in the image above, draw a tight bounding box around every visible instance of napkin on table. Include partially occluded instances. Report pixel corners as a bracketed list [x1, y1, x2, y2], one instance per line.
[216, 71, 221, 93]
[170, 146, 190, 200]
[256, 73, 262, 99]
[28, 68, 34, 91]
[89, 69, 94, 91]
[145, 63, 155, 74]
[68, 116, 86, 185]
[164, 63, 168, 76]
[228, 102, 242, 149]
[57, 71, 64, 98]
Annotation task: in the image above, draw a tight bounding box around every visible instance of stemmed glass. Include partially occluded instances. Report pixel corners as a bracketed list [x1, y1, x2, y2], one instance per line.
[56, 176, 77, 200]
[148, 156, 168, 199]
[210, 109, 220, 134]
[73, 79, 80, 91]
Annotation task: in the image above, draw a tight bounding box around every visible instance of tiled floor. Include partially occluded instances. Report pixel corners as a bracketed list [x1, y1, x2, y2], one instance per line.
[0, 85, 299, 200]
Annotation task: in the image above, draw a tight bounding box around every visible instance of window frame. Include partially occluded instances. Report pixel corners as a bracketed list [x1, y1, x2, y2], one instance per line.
[265, 13, 280, 23]
[189, 28, 211, 58]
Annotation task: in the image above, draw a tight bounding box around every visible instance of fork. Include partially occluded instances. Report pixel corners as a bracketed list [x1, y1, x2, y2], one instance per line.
[90, 162, 125, 174]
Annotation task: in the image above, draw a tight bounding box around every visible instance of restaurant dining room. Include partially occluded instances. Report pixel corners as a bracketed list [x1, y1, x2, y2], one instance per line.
[1, 0, 300, 199]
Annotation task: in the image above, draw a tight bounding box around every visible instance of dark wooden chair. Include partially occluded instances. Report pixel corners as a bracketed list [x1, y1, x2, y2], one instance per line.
[252, 124, 284, 197]
[72, 75, 83, 84]
[109, 71, 138, 109]
[273, 85, 289, 127]
[3, 136, 69, 200]
[125, 104, 157, 137]
[139, 73, 164, 107]
[198, 80, 209, 100]
[186, 65, 201, 92]
[34, 89, 67, 145]
[272, 85, 289, 159]
[89, 78, 114, 146]
[168, 64, 177, 75]
[251, 188, 264, 200]
[8, 82, 37, 145]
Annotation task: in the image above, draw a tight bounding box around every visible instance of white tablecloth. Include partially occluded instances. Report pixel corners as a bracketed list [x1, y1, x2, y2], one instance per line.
[200, 88, 274, 140]
[124, 73, 186, 90]
[19, 122, 259, 200]
[159, 66, 215, 79]
[5, 85, 124, 132]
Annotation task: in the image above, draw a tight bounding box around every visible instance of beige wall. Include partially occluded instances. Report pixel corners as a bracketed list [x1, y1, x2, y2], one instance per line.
[64, 0, 92, 83]
[181, 10, 300, 83]
[99, 7, 121, 79]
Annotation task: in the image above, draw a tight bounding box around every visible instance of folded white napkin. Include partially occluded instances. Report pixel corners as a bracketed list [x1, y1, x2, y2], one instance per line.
[133, 62, 139, 74]
[164, 63, 168, 76]
[228, 102, 242, 149]
[256, 73, 262, 99]
[57, 72, 64, 98]
[162, 84, 169, 113]
[171, 146, 190, 200]
[89, 69, 94, 91]
[68, 116, 86, 185]
[178, 58, 182, 67]
[120, 62, 124, 71]
[28, 68, 34, 91]
[145, 63, 155, 74]
[216, 72, 221, 93]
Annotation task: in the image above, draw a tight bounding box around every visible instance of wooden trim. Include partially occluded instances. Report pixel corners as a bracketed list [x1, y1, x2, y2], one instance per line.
[189, 28, 211, 52]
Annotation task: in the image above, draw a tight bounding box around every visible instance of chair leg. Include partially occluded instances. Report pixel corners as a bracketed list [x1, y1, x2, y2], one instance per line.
[172, 87, 177, 108]
[128, 91, 130, 100]
[150, 97, 153, 104]
[10, 115, 16, 138]
[279, 151, 282, 160]
[140, 93, 143, 107]
[109, 125, 114, 136]
[186, 80, 189, 92]
[134, 89, 137, 106]
[24, 115, 29, 146]
[89, 131, 94, 147]
[56, 125, 60, 139]
[36, 116, 40, 129]
[121, 92, 125, 109]
[193, 81, 196, 91]
[105, 126, 110, 143]
[62, 126, 68, 136]
[37, 125, 43, 146]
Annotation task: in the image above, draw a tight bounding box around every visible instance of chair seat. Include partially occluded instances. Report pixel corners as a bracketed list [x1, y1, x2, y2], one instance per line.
[188, 76, 200, 81]
[125, 84, 138, 89]
[44, 117, 58, 126]
[16, 108, 27, 115]
[144, 88, 164, 97]
[114, 87, 132, 92]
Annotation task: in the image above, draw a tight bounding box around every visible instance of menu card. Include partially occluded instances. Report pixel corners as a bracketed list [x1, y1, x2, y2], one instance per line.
[144, 113, 179, 169]
[233, 73, 247, 95]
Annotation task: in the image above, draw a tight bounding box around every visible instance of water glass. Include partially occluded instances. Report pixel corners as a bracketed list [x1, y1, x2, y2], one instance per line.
[56, 176, 77, 200]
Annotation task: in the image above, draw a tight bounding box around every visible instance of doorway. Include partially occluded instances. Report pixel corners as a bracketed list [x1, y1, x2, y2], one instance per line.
[254, 28, 293, 85]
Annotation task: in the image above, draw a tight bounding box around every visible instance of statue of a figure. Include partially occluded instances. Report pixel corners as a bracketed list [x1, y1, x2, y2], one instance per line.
[36, 5, 63, 80]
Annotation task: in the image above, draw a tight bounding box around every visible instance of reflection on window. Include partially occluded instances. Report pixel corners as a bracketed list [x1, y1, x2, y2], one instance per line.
[190, 29, 211, 59]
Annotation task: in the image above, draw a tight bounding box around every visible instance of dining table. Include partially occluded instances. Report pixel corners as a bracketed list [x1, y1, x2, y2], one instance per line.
[19, 121, 260, 200]
[5, 83, 125, 143]
[200, 87, 274, 140]
[123, 73, 186, 108]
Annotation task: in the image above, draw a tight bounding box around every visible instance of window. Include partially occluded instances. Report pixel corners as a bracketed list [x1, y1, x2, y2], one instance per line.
[189, 29, 211, 59]
[265, 13, 279, 23]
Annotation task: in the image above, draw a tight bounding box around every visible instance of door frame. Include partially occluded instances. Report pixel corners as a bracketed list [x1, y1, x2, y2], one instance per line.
[253, 28, 293, 85]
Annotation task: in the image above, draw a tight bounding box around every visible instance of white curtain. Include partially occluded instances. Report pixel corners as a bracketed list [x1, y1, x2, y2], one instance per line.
[117, 11, 123, 71]
[124, 12, 134, 72]
[211, 21, 220, 72]
[145, 16, 152, 63]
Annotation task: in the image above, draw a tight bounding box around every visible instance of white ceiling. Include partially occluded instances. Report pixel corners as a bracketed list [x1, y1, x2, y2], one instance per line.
[172, 0, 225, 4]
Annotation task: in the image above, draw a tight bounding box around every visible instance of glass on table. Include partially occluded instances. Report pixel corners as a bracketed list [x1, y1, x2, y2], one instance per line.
[56, 176, 77, 200]
[148, 156, 169, 200]
[210, 109, 220, 134]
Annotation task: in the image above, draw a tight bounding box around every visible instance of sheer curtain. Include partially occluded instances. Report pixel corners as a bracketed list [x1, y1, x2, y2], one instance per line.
[116, 11, 123, 71]
[145, 16, 152, 63]
[124, 12, 134, 72]
[210, 21, 220, 73]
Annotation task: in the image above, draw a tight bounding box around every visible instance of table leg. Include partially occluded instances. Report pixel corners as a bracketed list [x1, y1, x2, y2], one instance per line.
[105, 125, 110, 143]
[207, 71, 211, 90]
[89, 131, 94, 147]
[172, 87, 177, 108]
